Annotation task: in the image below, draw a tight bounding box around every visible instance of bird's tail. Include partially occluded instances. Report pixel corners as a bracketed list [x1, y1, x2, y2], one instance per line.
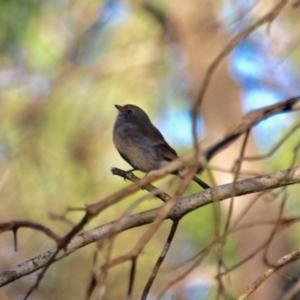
[192, 176, 210, 190]
[173, 170, 210, 190]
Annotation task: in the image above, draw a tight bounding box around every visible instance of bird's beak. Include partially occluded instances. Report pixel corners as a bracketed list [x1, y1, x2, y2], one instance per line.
[115, 104, 124, 112]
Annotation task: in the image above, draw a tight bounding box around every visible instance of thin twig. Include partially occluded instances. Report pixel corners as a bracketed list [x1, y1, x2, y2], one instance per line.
[239, 247, 300, 300]
[141, 220, 179, 300]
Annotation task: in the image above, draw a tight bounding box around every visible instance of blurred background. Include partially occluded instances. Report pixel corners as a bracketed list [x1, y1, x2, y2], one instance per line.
[0, 0, 300, 299]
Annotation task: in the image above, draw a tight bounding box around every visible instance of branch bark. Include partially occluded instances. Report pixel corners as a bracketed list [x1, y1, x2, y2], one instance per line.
[1, 166, 299, 287]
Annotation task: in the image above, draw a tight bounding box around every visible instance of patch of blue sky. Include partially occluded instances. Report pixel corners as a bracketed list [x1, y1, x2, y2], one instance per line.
[148, 282, 211, 300]
[75, 0, 132, 63]
[229, 39, 299, 149]
[158, 109, 204, 149]
[218, 0, 300, 151]
[182, 284, 211, 300]
[270, 58, 300, 92]
[230, 40, 266, 84]
[217, 0, 257, 27]
[231, 39, 300, 92]
[242, 88, 293, 149]
[97, 0, 132, 27]
[167, 43, 188, 71]
[157, 48, 205, 149]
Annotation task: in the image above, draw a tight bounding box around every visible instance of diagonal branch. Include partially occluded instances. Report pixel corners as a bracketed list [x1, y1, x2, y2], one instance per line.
[1, 165, 300, 287]
[239, 247, 300, 300]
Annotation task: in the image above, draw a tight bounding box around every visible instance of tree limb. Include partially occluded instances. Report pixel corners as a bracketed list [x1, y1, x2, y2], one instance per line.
[1, 165, 299, 287]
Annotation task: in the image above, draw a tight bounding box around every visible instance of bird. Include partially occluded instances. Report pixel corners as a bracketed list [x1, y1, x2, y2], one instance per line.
[113, 104, 209, 189]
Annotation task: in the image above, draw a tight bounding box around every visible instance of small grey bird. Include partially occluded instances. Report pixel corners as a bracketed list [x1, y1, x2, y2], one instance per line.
[113, 104, 209, 189]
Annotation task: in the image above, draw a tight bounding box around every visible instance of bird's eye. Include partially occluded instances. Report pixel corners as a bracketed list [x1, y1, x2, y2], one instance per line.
[126, 110, 132, 115]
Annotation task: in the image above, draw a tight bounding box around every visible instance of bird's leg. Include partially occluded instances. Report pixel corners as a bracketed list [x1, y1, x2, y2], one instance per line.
[124, 169, 148, 191]
[139, 172, 151, 189]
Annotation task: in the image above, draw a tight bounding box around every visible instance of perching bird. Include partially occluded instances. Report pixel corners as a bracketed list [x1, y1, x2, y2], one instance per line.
[113, 104, 209, 189]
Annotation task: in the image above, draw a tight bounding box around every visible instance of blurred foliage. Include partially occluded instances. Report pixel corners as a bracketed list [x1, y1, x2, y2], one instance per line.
[0, 1, 205, 299]
[0, 0, 42, 56]
[0, 1, 299, 299]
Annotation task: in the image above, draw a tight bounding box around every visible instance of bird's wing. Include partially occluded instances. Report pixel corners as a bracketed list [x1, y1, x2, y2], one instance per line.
[145, 124, 178, 161]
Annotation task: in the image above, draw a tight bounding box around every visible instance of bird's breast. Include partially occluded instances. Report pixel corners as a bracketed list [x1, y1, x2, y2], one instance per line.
[113, 126, 162, 172]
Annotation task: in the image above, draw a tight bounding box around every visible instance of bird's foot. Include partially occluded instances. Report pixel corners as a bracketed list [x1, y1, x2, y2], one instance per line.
[123, 169, 137, 181]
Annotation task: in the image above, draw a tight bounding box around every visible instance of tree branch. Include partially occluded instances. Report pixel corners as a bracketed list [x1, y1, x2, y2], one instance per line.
[239, 247, 300, 300]
[1, 166, 300, 287]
